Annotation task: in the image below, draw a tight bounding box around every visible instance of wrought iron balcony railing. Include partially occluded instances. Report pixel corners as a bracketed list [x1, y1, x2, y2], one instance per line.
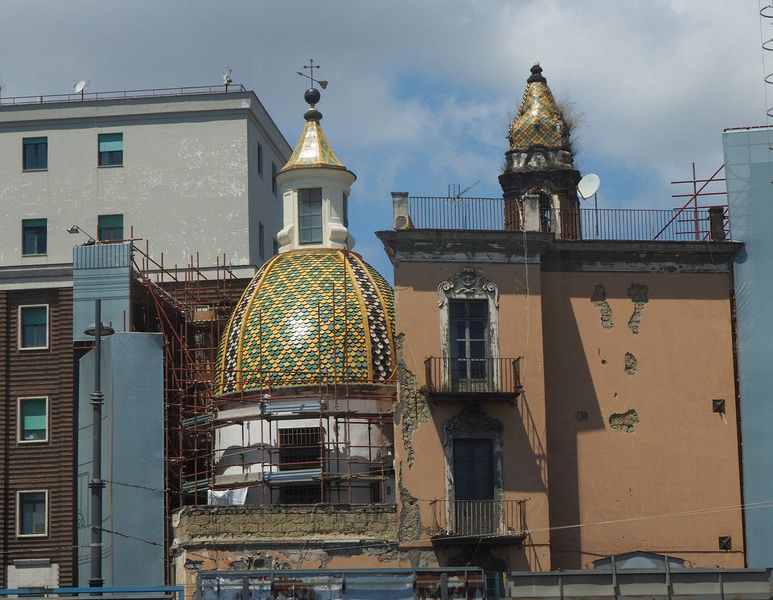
[430, 499, 528, 539]
[424, 357, 522, 396]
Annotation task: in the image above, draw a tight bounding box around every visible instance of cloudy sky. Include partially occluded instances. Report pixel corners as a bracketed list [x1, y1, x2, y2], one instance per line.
[0, 1, 767, 277]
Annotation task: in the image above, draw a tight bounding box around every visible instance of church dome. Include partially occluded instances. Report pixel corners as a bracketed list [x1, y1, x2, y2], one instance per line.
[215, 248, 395, 396]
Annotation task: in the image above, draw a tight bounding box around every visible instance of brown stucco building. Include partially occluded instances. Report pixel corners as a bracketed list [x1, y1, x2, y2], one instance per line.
[171, 66, 745, 597]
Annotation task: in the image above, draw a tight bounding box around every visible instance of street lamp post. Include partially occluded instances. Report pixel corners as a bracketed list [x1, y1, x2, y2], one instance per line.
[85, 299, 114, 588]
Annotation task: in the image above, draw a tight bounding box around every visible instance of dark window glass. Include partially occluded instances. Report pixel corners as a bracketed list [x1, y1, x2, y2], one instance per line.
[98, 214, 124, 241]
[22, 219, 47, 255]
[19, 492, 46, 535]
[449, 300, 488, 385]
[19, 398, 47, 441]
[23, 137, 48, 170]
[259, 221, 265, 262]
[273, 238, 280, 256]
[20, 306, 47, 349]
[343, 193, 349, 228]
[299, 188, 323, 244]
[98, 133, 123, 166]
[539, 192, 552, 232]
[279, 427, 321, 471]
[271, 162, 277, 194]
[257, 143, 263, 177]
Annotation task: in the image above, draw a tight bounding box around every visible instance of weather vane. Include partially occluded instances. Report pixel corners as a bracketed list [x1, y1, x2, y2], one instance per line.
[296, 59, 328, 90]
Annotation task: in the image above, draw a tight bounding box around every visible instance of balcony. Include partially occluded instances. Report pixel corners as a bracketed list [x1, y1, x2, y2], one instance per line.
[398, 196, 731, 242]
[429, 499, 528, 545]
[424, 357, 522, 401]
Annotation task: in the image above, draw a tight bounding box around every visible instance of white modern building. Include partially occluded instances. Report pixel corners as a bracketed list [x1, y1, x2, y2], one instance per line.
[0, 85, 292, 285]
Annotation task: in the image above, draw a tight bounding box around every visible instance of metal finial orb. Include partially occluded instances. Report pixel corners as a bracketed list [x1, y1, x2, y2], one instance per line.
[304, 87, 321, 107]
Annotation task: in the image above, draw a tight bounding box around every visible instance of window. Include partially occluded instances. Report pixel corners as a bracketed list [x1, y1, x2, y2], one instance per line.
[453, 438, 495, 535]
[257, 143, 264, 177]
[18, 397, 48, 442]
[271, 162, 277, 195]
[343, 193, 349, 228]
[22, 219, 47, 256]
[98, 214, 124, 241]
[258, 221, 265, 262]
[539, 191, 552, 232]
[17, 491, 47, 536]
[298, 188, 323, 245]
[449, 300, 487, 388]
[98, 133, 123, 166]
[19, 305, 48, 350]
[278, 427, 322, 504]
[23, 137, 47, 171]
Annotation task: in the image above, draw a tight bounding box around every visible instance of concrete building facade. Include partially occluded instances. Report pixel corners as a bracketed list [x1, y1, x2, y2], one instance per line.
[0, 85, 290, 587]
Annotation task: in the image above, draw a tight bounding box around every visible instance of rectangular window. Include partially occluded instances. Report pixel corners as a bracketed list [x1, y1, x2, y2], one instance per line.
[271, 162, 277, 195]
[23, 137, 48, 171]
[98, 214, 124, 242]
[22, 218, 47, 256]
[17, 491, 47, 537]
[98, 133, 123, 167]
[19, 305, 48, 350]
[449, 300, 487, 388]
[18, 397, 48, 443]
[258, 221, 265, 262]
[279, 427, 321, 471]
[257, 143, 264, 177]
[298, 188, 323, 245]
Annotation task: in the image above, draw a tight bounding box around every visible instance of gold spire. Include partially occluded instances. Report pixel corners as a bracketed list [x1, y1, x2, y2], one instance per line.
[508, 63, 569, 152]
[280, 118, 346, 172]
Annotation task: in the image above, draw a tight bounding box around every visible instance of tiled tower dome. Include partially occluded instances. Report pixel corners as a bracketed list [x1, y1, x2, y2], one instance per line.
[215, 248, 395, 395]
[215, 81, 395, 396]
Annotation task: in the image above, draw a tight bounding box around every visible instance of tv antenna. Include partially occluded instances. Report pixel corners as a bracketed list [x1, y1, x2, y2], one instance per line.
[73, 79, 89, 100]
[296, 59, 328, 90]
[577, 173, 601, 237]
[448, 180, 480, 201]
[223, 65, 232, 90]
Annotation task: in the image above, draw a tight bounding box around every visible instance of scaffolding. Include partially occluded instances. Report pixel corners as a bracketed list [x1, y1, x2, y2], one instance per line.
[128, 240, 397, 579]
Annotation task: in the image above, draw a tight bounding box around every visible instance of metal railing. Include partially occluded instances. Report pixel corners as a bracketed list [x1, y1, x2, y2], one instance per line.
[430, 499, 527, 538]
[405, 196, 730, 241]
[0, 84, 248, 106]
[424, 357, 522, 394]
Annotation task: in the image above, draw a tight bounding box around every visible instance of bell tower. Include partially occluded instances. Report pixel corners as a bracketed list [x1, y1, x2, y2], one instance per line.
[499, 63, 581, 238]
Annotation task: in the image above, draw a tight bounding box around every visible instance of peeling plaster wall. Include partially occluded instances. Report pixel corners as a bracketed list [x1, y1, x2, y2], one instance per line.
[542, 271, 743, 569]
[0, 96, 289, 273]
[392, 261, 552, 571]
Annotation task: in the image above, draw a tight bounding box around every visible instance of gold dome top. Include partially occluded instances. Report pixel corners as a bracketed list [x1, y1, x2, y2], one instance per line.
[280, 114, 348, 173]
[508, 64, 569, 152]
[216, 249, 395, 396]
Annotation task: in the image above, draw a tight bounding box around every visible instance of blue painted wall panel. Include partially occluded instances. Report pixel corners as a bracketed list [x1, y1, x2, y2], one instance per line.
[77, 332, 164, 585]
[724, 127, 773, 568]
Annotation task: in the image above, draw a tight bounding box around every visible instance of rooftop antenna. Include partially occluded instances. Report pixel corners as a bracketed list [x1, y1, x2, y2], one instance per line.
[577, 173, 601, 238]
[448, 179, 480, 203]
[223, 65, 232, 91]
[296, 59, 328, 90]
[73, 79, 89, 100]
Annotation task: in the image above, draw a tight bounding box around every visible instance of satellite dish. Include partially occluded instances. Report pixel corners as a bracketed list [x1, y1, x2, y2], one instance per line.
[74, 80, 87, 93]
[577, 173, 600, 200]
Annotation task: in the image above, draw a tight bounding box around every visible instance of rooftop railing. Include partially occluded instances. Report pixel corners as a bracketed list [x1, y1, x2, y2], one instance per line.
[403, 196, 730, 241]
[0, 84, 248, 106]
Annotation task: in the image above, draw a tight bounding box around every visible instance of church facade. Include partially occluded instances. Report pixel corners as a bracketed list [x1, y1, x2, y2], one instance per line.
[171, 66, 745, 591]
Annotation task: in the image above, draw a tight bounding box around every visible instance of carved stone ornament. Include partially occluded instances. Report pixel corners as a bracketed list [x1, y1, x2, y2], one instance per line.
[444, 403, 503, 436]
[437, 267, 499, 308]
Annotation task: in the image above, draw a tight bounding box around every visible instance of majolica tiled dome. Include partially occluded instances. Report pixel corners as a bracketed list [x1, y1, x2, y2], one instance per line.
[216, 249, 395, 395]
[508, 63, 569, 152]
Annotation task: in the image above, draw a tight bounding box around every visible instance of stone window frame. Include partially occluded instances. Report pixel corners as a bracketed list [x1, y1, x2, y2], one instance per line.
[18, 304, 49, 351]
[16, 489, 48, 538]
[442, 404, 505, 507]
[17, 396, 49, 444]
[437, 267, 500, 387]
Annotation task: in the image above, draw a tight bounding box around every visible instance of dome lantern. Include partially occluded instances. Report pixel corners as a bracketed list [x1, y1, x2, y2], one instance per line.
[275, 82, 356, 253]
